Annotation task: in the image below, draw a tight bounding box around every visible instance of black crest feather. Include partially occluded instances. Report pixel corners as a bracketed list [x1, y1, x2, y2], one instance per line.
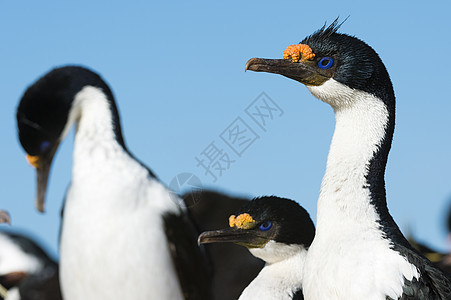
[301, 17, 348, 44]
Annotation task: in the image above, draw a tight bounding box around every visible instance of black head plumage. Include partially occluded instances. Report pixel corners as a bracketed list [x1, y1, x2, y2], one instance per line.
[17, 66, 126, 156]
[301, 18, 395, 107]
[236, 196, 315, 247]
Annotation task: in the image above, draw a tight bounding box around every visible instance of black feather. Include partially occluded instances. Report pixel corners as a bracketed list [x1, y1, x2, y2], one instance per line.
[185, 190, 264, 300]
[163, 212, 213, 300]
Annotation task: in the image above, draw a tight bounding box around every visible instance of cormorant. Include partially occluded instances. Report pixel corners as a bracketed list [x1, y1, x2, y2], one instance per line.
[16, 66, 210, 299]
[199, 196, 315, 300]
[245, 19, 451, 299]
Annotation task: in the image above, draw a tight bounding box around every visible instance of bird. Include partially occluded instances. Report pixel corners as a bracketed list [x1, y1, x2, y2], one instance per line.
[245, 19, 451, 299]
[408, 201, 451, 274]
[183, 190, 265, 300]
[408, 237, 451, 274]
[198, 196, 315, 300]
[16, 66, 210, 300]
[0, 230, 62, 300]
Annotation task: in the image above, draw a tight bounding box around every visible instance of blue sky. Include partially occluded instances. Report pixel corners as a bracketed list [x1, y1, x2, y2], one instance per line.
[1, 1, 450, 258]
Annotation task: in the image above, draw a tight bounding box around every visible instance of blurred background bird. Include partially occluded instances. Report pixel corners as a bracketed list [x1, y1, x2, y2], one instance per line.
[0, 230, 62, 300]
[409, 201, 451, 274]
[16, 66, 211, 299]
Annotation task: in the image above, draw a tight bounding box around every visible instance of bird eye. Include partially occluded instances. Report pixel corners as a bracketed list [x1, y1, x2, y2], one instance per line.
[318, 57, 333, 69]
[259, 221, 272, 231]
[40, 141, 51, 153]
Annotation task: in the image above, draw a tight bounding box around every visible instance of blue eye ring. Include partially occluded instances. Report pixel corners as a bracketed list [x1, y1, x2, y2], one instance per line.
[259, 221, 272, 231]
[40, 141, 51, 153]
[318, 57, 333, 69]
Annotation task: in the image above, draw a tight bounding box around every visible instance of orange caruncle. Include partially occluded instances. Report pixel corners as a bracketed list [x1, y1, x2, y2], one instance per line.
[283, 44, 315, 62]
[229, 213, 256, 229]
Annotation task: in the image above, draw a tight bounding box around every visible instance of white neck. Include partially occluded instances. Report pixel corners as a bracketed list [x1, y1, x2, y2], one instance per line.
[63, 86, 117, 143]
[240, 242, 306, 300]
[303, 80, 420, 299]
[62, 86, 126, 177]
[308, 79, 389, 233]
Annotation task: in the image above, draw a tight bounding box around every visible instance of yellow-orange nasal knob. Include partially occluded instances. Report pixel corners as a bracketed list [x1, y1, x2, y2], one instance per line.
[229, 213, 256, 229]
[26, 154, 40, 168]
[283, 44, 315, 62]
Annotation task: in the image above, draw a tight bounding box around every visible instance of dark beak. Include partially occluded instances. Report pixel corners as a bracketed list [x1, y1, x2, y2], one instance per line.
[245, 57, 328, 86]
[0, 271, 28, 289]
[198, 227, 268, 248]
[26, 142, 59, 213]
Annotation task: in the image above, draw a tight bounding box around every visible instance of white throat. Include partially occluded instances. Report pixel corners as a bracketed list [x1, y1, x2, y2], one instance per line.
[239, 241, 306, 300]
[64, 86, 121, 174]
[307, 79, 389, 230]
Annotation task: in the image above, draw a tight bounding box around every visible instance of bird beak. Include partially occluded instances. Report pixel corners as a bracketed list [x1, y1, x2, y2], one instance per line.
[198, 227, 268, 249]
[245, 57, 329, 86]
[25, 142, 59, 213]
[0, 271, 28, 289]
[0, 210, 10, 224]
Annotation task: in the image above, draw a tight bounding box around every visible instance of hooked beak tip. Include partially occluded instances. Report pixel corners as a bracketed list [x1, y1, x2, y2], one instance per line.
[245, 58, 259, 72]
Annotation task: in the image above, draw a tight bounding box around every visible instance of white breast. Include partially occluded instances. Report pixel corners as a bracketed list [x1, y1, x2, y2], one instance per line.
[58, 87, 184, 300]
[239, 241, 306, 300]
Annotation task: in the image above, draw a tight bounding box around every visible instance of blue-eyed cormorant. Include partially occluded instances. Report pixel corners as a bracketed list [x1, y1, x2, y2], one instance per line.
[183, 190, 264, 300]
[16, 66, 210, 299]
[198, 196, 315, 300]
[245, 20, 451, 299]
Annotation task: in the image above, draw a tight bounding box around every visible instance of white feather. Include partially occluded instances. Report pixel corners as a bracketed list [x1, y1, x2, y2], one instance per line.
[239, 241, 306, 300]
[59, 86, 185, 300]
[5, 288, 20, 300]
[0, 233, 42, 276]
[302, 79, 419, 299]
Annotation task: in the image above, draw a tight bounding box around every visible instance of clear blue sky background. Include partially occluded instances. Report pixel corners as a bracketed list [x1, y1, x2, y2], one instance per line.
[0, 1, 450, 259]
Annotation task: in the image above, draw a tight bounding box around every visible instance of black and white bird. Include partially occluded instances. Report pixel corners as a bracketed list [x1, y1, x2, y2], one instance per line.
[0, 230, 62, 300]
[198, 196, 315, 300]
[409, 203, 451, 274]
[16, 66, 210, 299]
[184, 190, 264, 300]
[245, 20, 451, 299]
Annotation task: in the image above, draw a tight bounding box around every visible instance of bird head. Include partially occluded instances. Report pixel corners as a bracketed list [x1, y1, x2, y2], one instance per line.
[245, 18, 394, 110]
[16, 66, 120, 212]
[198, 196, 315, 263]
